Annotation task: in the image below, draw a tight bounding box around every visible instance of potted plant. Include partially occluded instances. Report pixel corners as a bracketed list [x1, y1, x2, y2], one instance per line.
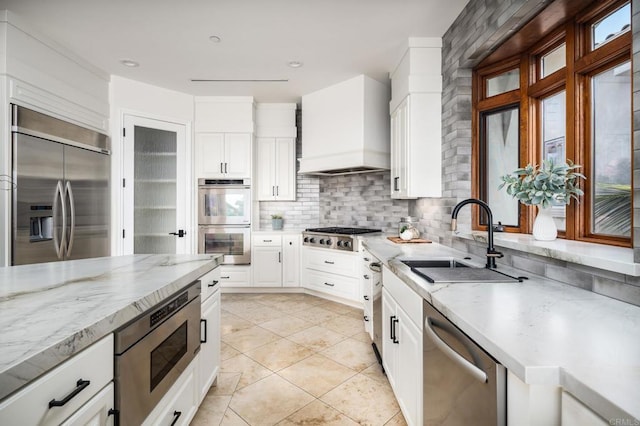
[271, 214, 283, 230]
[498, 160, 585, 240]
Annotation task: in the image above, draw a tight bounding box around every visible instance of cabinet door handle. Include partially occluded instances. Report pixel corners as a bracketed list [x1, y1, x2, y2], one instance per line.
[279, 252, 281, 263]
[224, 163, 228, 173]
[324, 282, 335, 287]
[276, 186, 279, 196]
[108, 409, 119, 423]
[364, 315, 369, 322]
[363, 274, 370, 279]
[272, 186, 275, 196]
[220, 163, 224, 173]
[200, 318, 208, 343]
[324, 260, 334, 265]
[171, 411, 182, 426]
[392, 317, 400, 344]
[363, 295, 369, 301]
[389, 316, 396, 342]
[394, 176, 399, 191]
[363, 257, 370, 261]
[208, 280, 219, 287]
[49, 379, 90, 408]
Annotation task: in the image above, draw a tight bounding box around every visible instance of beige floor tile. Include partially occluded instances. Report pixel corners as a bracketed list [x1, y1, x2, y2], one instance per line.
[321, 374, 400, 425]
[278, 354, 356, 397]
[245, 338, 314, 371]
[221, 342, 241, 361]
[221, 353, 273, 389]
[290, 306, 342, 324]
[277, 400, 360, 425]
[222, 325, 281, 352]
[267, 299, 319, 313]
[211, 372, 241, 396]
[318, 300, 360, 315]
[221, 408, 250, 425]
[384, 411, 408, 426]
[259, 316, 314, 337]
[190, 395, 231, 425]
[221, 312, 254, 336]
[321, 315, 365, 336]
[234, 304, 288, 324]
[287, 325, 347, 351]
[360, 362, 387, 384]
[223, 299, 265, 315]
[229, 374, 314, 425]
[299, 294, 328, 305]
[321, 337, 379, 372]
[343, 308, 367, 320]
[350, 330, 374, 343]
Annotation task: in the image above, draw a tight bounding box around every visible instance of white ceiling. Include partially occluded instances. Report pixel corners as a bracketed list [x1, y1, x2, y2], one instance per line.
[0, 0, 469, 103]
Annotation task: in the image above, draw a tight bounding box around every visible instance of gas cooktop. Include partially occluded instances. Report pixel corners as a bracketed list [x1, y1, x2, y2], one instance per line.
[302, 227, 382, 251]
[304, 227, 382, 235]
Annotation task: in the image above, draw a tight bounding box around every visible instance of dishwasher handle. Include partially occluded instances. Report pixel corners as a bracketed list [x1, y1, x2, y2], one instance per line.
[424, 316, 488, 383]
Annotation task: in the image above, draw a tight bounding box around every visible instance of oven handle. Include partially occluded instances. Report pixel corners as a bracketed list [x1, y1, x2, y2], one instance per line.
[424, 316, 488, 383]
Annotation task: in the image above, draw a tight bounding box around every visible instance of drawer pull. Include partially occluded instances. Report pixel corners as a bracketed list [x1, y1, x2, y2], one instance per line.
[171, 410, 182, 426]
[221, 276, 230, 279]
[263, 239, 272, 242]
[324, 260, 335, 265]
[48, 379, 90, 408]
[208, 280, 219, 287]
[363, 274, 370, 279]
[324, 282, 335, 287]
[364, 315, 369, 322]
[363, 295, 369, 301]
[108, 409, 120, 423]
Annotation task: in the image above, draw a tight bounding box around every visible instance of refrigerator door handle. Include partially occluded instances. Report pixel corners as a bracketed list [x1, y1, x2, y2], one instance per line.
[54, 180, 67, 259]
[65, 181, 76, 257]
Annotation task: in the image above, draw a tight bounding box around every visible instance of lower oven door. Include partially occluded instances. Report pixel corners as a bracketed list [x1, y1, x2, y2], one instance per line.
[115, 296, 201, 426]
[198, 224, 251, 264]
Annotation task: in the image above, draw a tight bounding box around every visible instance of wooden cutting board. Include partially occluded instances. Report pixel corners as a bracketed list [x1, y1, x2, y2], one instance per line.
[387, 236, 432, 244]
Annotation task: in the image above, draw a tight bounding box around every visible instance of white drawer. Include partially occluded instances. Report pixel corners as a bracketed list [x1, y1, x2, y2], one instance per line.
[253, 235, 282, 247]
[0, 334, 114, 426]
[382, 266, 422, 328]
[143, 361, 198, 426]
[219, 265, 251, 287]
[303, 247, 359, 277]
[200, 267, 221, 302]
[305, 269, 360, 301]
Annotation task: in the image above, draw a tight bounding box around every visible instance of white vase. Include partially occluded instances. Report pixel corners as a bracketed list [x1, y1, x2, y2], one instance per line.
[532, 205, 557, 241]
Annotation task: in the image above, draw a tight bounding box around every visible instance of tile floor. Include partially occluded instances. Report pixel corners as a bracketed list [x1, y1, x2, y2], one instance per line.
[191, 292, 407, 426]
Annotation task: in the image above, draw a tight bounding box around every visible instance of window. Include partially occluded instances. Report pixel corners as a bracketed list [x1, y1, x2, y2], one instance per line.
[472, 0, 632, 246]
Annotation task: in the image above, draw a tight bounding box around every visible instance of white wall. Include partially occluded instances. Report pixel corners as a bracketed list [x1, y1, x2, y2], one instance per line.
[109, 75, 195, 255]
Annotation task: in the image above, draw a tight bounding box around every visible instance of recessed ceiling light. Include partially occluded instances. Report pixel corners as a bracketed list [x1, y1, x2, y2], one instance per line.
[209, 35, 222, 43]
[120, 59, 139, 67]
[287, 61, 303, 68]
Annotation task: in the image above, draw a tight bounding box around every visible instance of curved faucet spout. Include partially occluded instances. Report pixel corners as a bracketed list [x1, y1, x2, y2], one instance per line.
[451, 198, 503, 269]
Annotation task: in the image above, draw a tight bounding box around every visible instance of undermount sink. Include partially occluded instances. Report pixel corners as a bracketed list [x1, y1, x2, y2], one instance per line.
[401, 258, 523, 284]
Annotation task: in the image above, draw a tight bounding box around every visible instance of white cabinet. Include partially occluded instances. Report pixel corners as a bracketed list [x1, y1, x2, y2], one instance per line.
[507, 370, 561, 425]
[198, 276, 221, 404]
[382, 267, 423, 426]
[361, 247, 381, 339]
[561, 392, 608, 426]
[256, 137, 296, 201]
[282, 234, 300, 287]
[302, 247, 361, 303]
[142, 361, 198, 426]
[0, 335, 114, 426]
[195, 133, 252, 179]
[389, 38, 442, 199]
[252, 234, 300, 287]
[61, 383, 114, 426]
[219, 265, 252, 288]
[390, 94, 441, 199]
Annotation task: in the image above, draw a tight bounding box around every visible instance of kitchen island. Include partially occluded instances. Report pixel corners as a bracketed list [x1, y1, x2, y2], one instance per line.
[362, 236, 640, 423]
[0, 254, 221, 401]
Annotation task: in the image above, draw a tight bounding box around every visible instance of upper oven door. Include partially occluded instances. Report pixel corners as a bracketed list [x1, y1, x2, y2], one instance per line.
[198, 184, 251, 225]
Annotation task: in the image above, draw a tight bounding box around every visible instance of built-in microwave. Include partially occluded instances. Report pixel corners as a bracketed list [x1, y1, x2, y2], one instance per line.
[198, 225, 251, 264]
[198, 178, 251, 225]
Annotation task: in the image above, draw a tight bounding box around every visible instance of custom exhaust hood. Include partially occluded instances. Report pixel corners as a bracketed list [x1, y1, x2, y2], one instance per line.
[298, 75, 390, 176]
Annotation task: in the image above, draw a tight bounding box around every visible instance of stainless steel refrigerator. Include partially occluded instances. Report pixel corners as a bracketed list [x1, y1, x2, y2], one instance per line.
[11, 105, 110, 265]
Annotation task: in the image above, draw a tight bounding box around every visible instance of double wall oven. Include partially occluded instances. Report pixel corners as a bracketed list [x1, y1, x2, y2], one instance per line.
[197, 178, 251, 264]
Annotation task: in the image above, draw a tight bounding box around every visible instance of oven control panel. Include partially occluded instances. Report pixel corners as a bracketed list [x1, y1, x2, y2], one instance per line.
[150, 291, 189, 327]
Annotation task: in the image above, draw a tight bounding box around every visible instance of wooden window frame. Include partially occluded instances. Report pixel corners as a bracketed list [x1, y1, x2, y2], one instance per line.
[472, 0, 632, 247]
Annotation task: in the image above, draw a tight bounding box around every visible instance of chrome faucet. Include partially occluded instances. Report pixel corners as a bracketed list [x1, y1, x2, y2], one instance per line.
[451, 198, 504, 269]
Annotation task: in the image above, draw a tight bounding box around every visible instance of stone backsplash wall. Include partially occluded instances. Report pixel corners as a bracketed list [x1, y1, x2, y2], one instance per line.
[319, 171, 409, 233]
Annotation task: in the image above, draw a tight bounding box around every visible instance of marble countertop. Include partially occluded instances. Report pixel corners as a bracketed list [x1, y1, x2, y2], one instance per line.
[0, 254, 221, 400]
[362, 236, 640, 422]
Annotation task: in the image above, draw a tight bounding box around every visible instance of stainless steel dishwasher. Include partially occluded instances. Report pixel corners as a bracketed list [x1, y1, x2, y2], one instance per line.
[423, 301, 506, 425]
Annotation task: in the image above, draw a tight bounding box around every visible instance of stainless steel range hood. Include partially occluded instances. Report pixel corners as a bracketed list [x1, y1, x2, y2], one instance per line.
[298, 75, 390, 176]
